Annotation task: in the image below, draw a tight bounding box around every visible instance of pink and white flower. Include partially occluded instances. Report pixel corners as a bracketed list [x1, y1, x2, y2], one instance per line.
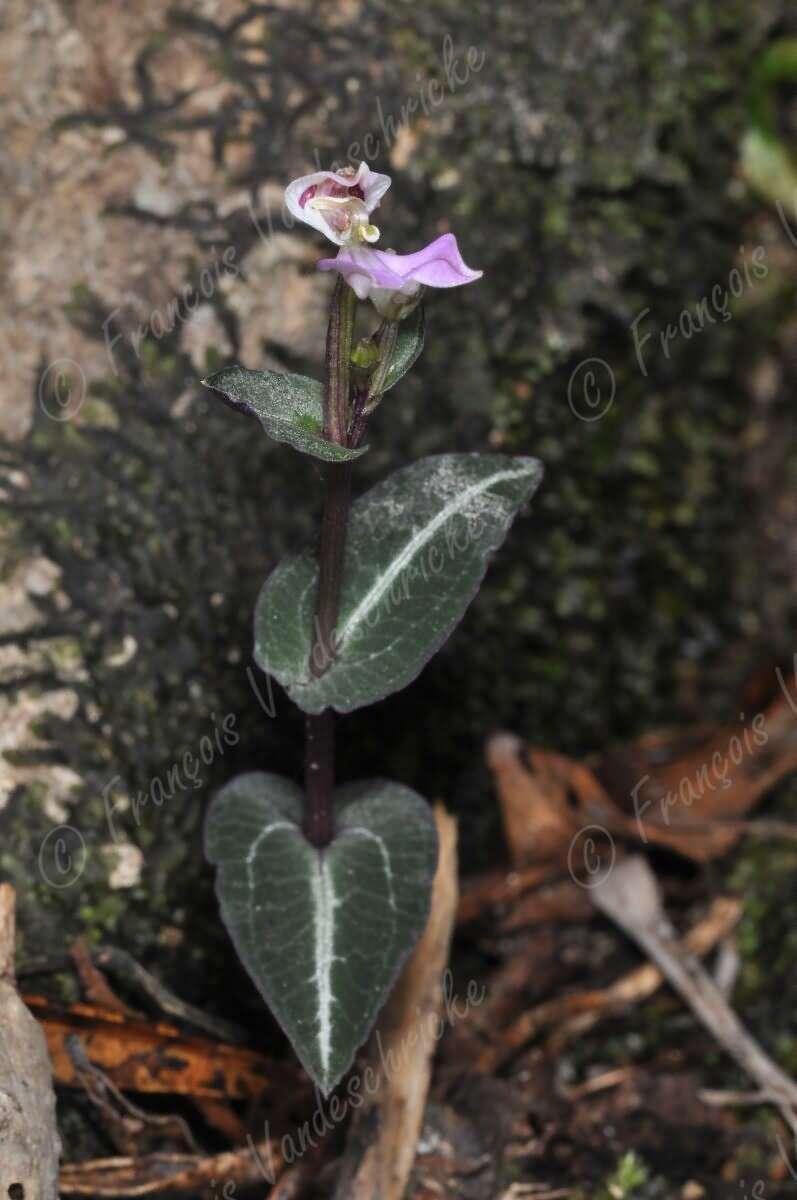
[317, 233, 482, 317]
[285, 163, 392, 246]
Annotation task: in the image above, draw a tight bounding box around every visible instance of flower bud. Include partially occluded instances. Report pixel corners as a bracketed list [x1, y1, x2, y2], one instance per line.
[350, 338, 381, 371]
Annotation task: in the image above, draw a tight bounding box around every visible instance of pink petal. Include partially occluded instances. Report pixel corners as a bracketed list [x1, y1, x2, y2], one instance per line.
[376, 234, 482, 288]
[317, 248, 404, 297]
[316, 234, 482, 299]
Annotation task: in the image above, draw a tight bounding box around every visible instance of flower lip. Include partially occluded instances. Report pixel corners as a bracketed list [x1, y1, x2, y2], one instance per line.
[299, 182, 365, 208]
[285, 162, 391, 246]
[317, 233, 483, 301]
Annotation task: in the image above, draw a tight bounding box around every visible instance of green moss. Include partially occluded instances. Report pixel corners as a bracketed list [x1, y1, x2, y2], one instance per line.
[730, 779, 797, 1072]
[77, 895, 126, 943]
[41, 637, 84, 672]
[80, 397, 120, 429]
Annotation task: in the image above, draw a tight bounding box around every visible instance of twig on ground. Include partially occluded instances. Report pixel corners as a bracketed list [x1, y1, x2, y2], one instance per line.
[266, 1162, 317, 1199]
[499, 1186, 571, 1200]
[478, 895, 740, 1072]
[59, 1140, 282, 1196]
[467, 929, 559, 1036]
[591, 856, 797, 1134]
[66, 1034, 200, 1155]
[546, 895, 741, 1053]
[19, 943, 247, 1042]
[497, 879, 594, 932]
[457, 863, 558, 926]
[560, 1066, 636, 1100]
[93, 945, 246, 1042]
[333, 805, 459, 1200]
[71, 939, 138, 1016]
[698, 1088, 773, 1107]
[712, 934, 741, 999]
[191, 1097, 247, 1144]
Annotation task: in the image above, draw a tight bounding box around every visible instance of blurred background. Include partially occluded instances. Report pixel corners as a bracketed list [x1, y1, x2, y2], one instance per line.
[3, 0, 797, 1191]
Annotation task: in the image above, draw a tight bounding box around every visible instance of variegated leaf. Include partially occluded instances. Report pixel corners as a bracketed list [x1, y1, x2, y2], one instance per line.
[254, 452, 543, 713]
[205, 772, 438, 1094]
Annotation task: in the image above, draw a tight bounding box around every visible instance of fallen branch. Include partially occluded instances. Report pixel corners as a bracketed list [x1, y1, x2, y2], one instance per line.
[0, 883, 61, 1200]
[93, 945, 246, 1043]
[546, 894, 742, 1053]
[333, 805, 459, 1200]
[59, 1141, 281, 1196]
[591, 856, 797, 1132]
[479, 894, 740, 1072]
[20, 944, 246, 1043]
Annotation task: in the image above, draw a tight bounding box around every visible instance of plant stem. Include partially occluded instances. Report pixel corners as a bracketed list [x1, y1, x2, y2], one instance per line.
[311, 460, 352, 678]
[303, 280, 357, 847]
[304, 708, 336, 847]
[323, 277, 357, 444]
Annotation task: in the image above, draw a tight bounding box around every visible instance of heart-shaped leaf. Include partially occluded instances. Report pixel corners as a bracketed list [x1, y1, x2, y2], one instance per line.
[382, 305, 425, 391]
[254, 452, 543, 713]
[202, 367, 368, 462]
[205, 772, 438, 1094]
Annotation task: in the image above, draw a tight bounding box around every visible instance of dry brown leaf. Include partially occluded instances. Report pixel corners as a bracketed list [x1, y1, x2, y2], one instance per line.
[486, 735, 580, 866]
[595, 690, 797, 860]
[26, 995, 302, 1100]
[487, 682, 797, 866]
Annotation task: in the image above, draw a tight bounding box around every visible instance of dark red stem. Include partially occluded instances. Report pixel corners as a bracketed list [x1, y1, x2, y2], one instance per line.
[303, 280, 357, 847]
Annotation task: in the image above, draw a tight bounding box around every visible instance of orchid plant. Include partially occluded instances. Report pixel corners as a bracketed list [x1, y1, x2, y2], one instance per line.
[203, 163, 543, 1095]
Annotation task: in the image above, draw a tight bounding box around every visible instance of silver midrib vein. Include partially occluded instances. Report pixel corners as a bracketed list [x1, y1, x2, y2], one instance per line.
[337, 465, 533, 650]
[244, 820, 338, 1077]
[311, 830, 396, 1076]
[311, 855, 337, 1076]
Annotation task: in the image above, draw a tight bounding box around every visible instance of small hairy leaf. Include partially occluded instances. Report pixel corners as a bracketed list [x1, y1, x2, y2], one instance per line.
[382, 305, 425, 391]
[254, 452, 543, 713]
[205, 772, 438, 1094]
[203, 367, 368, 462]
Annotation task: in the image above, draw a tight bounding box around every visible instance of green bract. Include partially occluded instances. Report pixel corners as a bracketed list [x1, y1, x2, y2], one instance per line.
[255, 452, 543, 713]
[203, 367, 368, 462]
[382, 304, 425, 391]
[205, 772, 438, 1095]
